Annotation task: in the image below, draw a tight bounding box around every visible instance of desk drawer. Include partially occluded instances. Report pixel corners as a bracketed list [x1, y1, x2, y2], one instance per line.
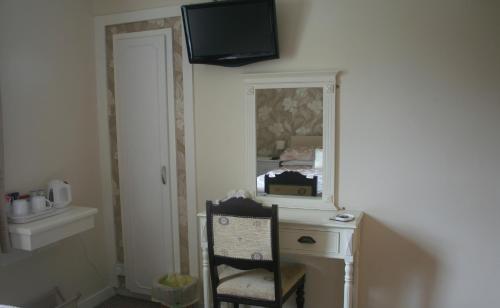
[280, 228, 340, 255]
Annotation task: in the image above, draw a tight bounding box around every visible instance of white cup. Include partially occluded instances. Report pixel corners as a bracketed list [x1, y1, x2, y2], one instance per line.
[12, 199, 30, 216]
[30, 196, 53, 213]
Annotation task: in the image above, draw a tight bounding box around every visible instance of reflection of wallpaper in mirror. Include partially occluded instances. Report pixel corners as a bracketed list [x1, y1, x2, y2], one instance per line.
[256, 87, 323, 156]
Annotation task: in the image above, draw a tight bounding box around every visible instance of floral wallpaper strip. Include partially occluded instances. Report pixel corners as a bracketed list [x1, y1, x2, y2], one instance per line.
[256, 87, 323, 156]
[105, 17, 189, 274]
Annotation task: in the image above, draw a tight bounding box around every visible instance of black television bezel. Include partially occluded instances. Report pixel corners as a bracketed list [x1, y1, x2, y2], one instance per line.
[181, 0, 279, 67]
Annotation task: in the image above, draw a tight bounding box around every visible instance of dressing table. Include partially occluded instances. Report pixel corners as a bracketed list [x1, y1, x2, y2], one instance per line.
[198, 72, 364, 308]
[198, 208, 363, 308]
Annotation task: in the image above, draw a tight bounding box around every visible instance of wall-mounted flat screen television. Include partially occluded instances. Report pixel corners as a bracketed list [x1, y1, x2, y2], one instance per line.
[181, 0, 279, 67]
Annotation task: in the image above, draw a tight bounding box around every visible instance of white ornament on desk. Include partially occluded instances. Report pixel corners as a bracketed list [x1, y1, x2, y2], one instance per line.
[222, 189, 250, 201]
[332, 213, 355, 222]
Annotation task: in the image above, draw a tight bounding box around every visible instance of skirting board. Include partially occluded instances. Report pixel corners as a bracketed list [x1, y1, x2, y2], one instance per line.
[77, 285, 115, 308]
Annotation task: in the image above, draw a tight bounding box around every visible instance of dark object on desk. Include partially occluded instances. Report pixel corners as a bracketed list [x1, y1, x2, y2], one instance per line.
[265, 171, 318, 196]
[206, 197, 306, 308]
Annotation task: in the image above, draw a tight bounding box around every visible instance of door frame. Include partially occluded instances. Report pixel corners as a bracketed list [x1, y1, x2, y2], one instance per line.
[94, 6, 198, 287]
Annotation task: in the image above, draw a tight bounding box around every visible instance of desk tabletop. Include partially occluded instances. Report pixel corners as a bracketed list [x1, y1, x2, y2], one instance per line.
[198, 207, 363, 229]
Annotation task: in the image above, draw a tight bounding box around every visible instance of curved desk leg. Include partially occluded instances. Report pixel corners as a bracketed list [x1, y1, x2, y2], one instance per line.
[344, 234, 354, 308]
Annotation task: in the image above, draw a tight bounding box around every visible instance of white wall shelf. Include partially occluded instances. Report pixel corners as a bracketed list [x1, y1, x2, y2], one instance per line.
[8, 206, 98, 251]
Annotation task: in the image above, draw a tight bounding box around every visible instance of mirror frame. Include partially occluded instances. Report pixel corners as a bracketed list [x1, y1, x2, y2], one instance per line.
[244, 71, 337, 210]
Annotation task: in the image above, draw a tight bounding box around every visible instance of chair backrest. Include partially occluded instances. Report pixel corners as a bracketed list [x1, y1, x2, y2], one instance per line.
[206, 197, 281, 303]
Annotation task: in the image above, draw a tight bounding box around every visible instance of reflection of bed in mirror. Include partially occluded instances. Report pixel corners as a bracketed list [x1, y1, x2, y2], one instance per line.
[256, 136, 323, 197]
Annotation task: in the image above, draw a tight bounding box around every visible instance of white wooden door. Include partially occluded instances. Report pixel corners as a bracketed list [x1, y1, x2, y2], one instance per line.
[113, 29, 178, 295]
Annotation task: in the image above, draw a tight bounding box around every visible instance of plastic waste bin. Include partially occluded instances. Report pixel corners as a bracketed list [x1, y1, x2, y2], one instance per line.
[152, 273, 198, 308]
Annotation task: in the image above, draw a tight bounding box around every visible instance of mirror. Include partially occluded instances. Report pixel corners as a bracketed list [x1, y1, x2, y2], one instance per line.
[245, 72, 337, 208]
[255, 87, 323, 197]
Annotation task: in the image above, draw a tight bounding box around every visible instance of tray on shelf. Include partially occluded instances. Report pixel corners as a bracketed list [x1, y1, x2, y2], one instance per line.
[8, 207, 70, 224]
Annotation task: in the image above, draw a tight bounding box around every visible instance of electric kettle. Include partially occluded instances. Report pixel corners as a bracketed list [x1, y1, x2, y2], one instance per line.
[47, 180, 72, 208]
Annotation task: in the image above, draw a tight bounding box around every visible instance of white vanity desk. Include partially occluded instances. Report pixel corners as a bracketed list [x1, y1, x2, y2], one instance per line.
[198, 207, 364, 308]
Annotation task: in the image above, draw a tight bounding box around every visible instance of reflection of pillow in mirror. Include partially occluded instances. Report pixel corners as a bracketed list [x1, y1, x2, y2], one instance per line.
[314, 148, 323, 169]
[280, 147, 315, 161]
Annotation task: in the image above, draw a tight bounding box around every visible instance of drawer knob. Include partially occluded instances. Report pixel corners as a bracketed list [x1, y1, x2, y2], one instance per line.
[297, 236, 316, 244]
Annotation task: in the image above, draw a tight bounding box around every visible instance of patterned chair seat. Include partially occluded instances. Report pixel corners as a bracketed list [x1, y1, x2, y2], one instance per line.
[217, 263, 306, 301]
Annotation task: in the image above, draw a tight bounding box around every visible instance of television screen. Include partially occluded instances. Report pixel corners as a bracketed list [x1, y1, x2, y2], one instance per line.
[181, 0, 279, 66]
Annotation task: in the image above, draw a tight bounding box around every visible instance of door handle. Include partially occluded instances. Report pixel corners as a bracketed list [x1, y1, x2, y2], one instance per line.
[297, 236, 316, 244]
[161, 166, 167, 185]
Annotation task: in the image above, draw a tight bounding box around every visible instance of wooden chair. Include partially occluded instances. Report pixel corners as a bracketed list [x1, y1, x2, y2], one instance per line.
[206, 197, 306, 308]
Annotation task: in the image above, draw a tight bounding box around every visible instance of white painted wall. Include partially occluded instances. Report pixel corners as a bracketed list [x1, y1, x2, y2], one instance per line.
[0, 0, 109, 305]
[93, 1, 500, 307]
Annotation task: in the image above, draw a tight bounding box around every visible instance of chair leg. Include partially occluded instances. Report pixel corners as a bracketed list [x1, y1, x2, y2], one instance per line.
[296, 282, 305, 308]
